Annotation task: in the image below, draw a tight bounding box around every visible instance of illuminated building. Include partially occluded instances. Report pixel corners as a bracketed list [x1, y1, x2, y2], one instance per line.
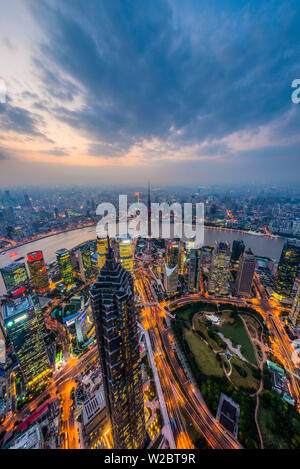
[90, 241, 146, 449]
[97, 237, 108, 271]
[77, 245, 93, 283]
[27, 251, 49, 293]
[118, 236, 134, 274]
[290, 280, 300, 327]
[81, 386, 107, 449]
[273, 241, 300, 299]
[231, 240, 245, 264]
[164, 241, 179, 298]
[234, 248, 256, 297]
[208, 241, 231, 295]
[178, 243, 186, 275]
[0, 261, 29, 294]
[56, 248, 75, 289]
[187, 245, 201, 293]
[75, 305, 95, 347]
[2, 295, 50, 388]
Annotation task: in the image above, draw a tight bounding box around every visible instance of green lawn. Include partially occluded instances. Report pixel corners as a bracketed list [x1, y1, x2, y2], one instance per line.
[184, 328, 223, 377]
[220, 316, 257, 366]
[258, 405, 289, 449]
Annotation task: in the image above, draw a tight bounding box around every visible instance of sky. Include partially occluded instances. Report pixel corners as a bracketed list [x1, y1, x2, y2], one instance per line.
[0, 0, 299, 186]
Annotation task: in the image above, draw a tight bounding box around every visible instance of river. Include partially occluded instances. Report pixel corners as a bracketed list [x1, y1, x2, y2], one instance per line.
[0, 225, 285, 296]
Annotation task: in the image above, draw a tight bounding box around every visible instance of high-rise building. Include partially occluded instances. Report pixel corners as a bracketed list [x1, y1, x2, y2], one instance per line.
[178, 243, 186, 275]
[208, 241, 231, 295]
[0, 261, 29, 294]
[187, 247, 201, 293]
[273, 241, 300, 299]
[97, 237, 108, 271]
[78, 245, 93, 283]
[27, 251, 49, 293]
[118, 236, 134, 274]
[2, 295, 50, 388]
[56, 249, 75, 289]
[164, 240, 180, 298]
[90, 242, 146, 449]
[231, 240, 245, 264]
[235, 248, 256, 297]
[290, 279, 300, 327]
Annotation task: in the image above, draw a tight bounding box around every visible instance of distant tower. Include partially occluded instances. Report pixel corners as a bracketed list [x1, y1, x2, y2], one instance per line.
[208, 241, 231, 295]
[235, 248, 256, 297]
[231, 240, 245, 264]
[90, 240, 146, 449]
[187, 245, 201, 293]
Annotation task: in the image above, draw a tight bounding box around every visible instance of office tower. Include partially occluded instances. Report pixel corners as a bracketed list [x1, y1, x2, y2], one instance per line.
[178, 243, 186, 275]
[164, 240, 179, 298]
[78, 245, 93, 283]
[54, 207, 59, 219]
[235, 248, 256, 297]
[231, 240, 245, 264]
[208, 241, 231, 295]
[118, 236, 134, 274]
[187, 247, 201, 293]
[56, 248, 75, 289]
[90, 242, 146, 449]
[0, 261, 29, 294]
[290, 280, 300, 327]
[24, 194, 32, 209]
[273, 241, 300, 299]
[97, 237, 108, 271]
[2, 295, 50, 388]
[27, 251, 49, 293]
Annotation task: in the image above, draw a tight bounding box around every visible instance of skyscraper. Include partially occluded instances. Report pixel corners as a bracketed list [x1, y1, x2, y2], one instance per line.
[0, 261, 29, 294]
[187, 247, 201, 293]
[56, 248, 75, 289]
[118, 236, 134, 274]
[77, 245, 93, 283]
[208, 241, 231, 295]
[2, 295, 50, 388]
[273, 241, 300, 299]
[235, 248, 256, 297]
[290, 279, 300, 327]
[90, 242, 146, 449]
[164, 240, 179, 298]
[231, 240, 245, 264]
[97, 237, 108, 271]
[27, 251, 49, 293]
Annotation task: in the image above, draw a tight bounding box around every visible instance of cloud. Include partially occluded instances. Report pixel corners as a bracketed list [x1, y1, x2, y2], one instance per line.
[0, 99, 45, 137]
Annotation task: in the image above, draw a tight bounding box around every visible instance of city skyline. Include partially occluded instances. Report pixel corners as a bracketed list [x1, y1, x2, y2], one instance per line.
[0, 0, 300, 186]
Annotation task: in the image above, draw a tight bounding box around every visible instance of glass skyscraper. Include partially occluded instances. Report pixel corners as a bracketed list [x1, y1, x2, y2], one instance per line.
[2, 295, 50, 388]
[90, 242, 146, 449]
[0, 261, 29, 294]
[27, 251, 49, 293]
[273, 241, 300, 299]
[56, 248, 75, 289]
[97, 237, 108, 271]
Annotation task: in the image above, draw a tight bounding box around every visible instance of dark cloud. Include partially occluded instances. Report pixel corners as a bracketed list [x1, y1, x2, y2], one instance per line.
[0, 99, 45, 137]
[27, 0, 300, 158]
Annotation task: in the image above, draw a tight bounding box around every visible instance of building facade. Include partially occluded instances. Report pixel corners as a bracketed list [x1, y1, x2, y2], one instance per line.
[208, 241, 231, 295]
[56, 248, 75, 289]
[27, 251, 49, 293]
[273, 241, 300, 299]
[235, 248, 256, 297]
[90, 243, 146, 449]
